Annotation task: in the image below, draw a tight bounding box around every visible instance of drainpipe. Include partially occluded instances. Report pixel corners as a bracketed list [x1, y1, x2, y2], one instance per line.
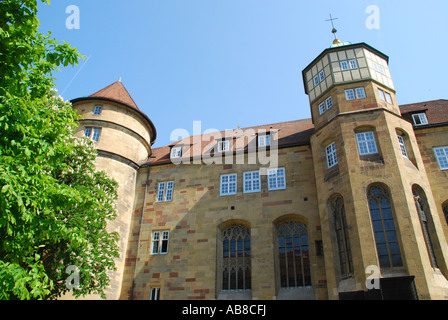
[130, 164, 150, 300]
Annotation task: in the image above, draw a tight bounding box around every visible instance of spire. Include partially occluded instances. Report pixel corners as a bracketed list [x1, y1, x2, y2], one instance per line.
[325, 14, 342, 46]
[89, 81, 139, 110]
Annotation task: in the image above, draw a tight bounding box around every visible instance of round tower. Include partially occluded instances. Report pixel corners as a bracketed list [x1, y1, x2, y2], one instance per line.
[303, 40, 448, 300]
[71, 80, 156, 299]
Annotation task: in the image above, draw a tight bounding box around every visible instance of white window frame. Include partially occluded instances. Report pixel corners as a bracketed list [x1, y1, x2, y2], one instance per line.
[84, 127, 101, 142]
[150, 287, 160, 300]
[243, 171, 261, 193]
[258, 134, 271, 147]
[218, 140, 230, 152]
[349, 59, 358, 69]
[355, 87, 366, 99]
[93, 105, 103, 115]
[326, 142, 338, 168]
[356, 132, 378, 155]
[397, 135, 409, 158]
[378, 88, 386, 101]
[326, 96, 333, 110]
[384, 92, 393, 104]
[157, 181, 174, 202]
[412, 113, 429, 126]
[319, 70, 325, 82]
[345, 89, 355, 101]
[434, 147, 448, 170]
[267, 168, 286, 191]
[318, 102, 326, 115]
[340, 61, 349, 71]
[170, 146, 182, 159]
[151, 230, 170, 255]
[220, 173, 237, 196]
[313, 75, 320, 87]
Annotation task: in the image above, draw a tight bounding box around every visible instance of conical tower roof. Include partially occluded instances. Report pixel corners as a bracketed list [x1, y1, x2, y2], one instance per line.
[89, 80, 139, 110]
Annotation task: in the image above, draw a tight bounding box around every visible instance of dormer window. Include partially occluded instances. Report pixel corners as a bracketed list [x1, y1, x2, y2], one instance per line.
[170, 146, 182, 159]
[412, 113, 428, 126]
[218, 140, 230, 152]
[258, 133, 271, 147]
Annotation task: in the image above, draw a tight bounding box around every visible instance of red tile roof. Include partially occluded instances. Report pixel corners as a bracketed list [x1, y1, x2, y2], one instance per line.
[89, 81, 139, 110]
[146, 99, 448, 166]
[399, 99, 448, 126]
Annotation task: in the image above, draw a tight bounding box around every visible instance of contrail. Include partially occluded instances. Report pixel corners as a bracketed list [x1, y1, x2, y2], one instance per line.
[61, 54, 92, 96]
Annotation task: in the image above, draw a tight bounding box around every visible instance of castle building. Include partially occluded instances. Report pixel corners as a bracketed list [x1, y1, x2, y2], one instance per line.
[71, 39, 448, 300]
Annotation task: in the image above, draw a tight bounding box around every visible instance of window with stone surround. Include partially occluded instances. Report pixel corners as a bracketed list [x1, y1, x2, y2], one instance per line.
[150, 287, 160, 300]
[157, 181, 174, 202]
[356, 131, 378, 155]
[434, 146, 448, 170]
[267, 168, 286, 191]
[84, 127, 102, 142]
[243, 171, 261, 193]
[220, 173, 237, 196]
[325, 142, 338, 168]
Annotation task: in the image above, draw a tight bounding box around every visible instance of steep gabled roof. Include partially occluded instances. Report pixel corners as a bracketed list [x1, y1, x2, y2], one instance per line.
[89, 80, 140, 110]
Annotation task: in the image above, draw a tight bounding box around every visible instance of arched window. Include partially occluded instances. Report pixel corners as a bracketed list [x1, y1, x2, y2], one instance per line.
[330, 195, 353, 278]
[413, 186, 439, 269]
[221, 225, 251, 291]
[367, 185, 404, 270]
[443, 201, 448, 226]
[277, 221, 311, 288]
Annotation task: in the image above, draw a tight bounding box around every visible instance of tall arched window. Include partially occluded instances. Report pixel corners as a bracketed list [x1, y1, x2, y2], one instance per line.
[443, 201, 448, 226]
[367, 185, 404, 270]
[330, 195, 353, 278]
[221, 225, 251, 291]
[413, 186, 439, 269]
[277, 221, 311, 288]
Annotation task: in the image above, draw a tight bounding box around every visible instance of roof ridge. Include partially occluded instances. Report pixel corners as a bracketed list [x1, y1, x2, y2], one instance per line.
[89, 81, 139, 110]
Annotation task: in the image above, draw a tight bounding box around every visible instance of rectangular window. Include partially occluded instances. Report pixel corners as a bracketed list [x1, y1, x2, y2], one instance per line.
[349, 59, 358, 69]
[384, 92, 393, 104]
[355, 87, 366, 99]
[356, 132, 378, 155]
[378, 88, 386, 101]
[150, 288, 160, 300]
[152, 231, 169, 255]
[373, 62, 386, 75]
[258, 134, 271, 147]
[170, 146, 182, 159]
[325, 96, 333, 110]
[318, 102, 326, 115]
[93, 105, 102, 115]
[397, 135, 408, 158]
[313, 75, 320, 87]
[340, 61, 349, 71]
[218, 140, 230, 152]
[326, 142, 338, 168]
[319, 70, 325, 82]
[84, 127, 92, 138]
[345, 89, 355, 101]
[412, 113, 428, 126]
[243, 171, 261, 193]
[434, 147, 448, 170]
[267, 168, 286, 191]
[157, 181, 174, 202]
[220, 173, 237, 196]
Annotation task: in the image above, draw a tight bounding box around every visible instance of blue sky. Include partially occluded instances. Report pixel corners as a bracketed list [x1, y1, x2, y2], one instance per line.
[37, 0, 448, 148]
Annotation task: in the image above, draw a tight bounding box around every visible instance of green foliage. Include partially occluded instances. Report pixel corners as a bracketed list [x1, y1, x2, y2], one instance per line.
[0, 0, 120, 299]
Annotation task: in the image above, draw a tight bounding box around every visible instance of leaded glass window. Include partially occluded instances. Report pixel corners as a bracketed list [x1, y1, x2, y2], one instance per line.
[331, 195, 353, 278]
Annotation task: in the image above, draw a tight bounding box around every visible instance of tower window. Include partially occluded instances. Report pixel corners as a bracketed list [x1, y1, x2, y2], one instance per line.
[349, 59, 358, 69]
[345, 89, 356, 101]
[378, 89, 393, 104]
[84, 127, 101, 142]
[267, 168, 286, 191]
[326, 142, 338, 168]
[434, 147, 448, 170]
[355, 88, 366, 99]
[397, 135, 409, 158]
[345, 88, 366, 101]
[412, 113, 429, 126]
[340, 61, 349, 71]
[313, 75, 320, 87]
[319, 70, 325, 82]
[326, 96, 333, 110]
[220, 173, 237, 196]
[356, 131, 378, 155]
[318, 102, 326, 115]
[151, 230, 170, 255]
[93, 105, 103, 115]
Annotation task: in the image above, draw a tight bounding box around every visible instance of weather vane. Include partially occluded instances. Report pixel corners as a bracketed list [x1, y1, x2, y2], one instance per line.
[325, 14, 339, 40]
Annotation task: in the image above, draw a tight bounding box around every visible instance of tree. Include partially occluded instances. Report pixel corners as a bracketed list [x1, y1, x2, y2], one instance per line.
[0, 0, 119, 299]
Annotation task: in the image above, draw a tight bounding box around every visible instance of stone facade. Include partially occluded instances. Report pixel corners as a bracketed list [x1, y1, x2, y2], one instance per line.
[71, 41, 448, 300]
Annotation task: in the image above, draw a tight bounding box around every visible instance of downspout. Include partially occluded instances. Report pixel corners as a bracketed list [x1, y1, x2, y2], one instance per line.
[130, 164, 150, 300]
